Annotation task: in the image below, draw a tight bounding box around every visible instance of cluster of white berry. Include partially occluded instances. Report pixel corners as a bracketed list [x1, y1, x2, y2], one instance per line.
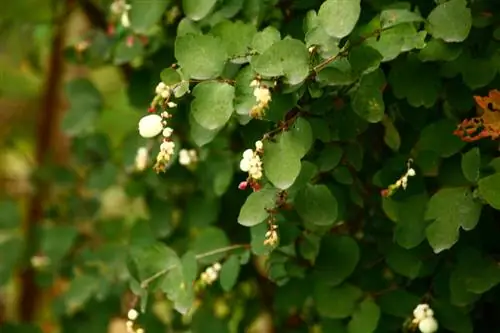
[239, 140, 264, 181]
[110, 0, 131, 28]
[264, 223, 278, 246]
[137, 82, 182, 173]
[249, 79, 272, 118]
[381, 159, 416, 197]
[200, 262, 222, 285]
[125, 309, 144, 333]
[179, 149, 198, 166]
[412, 304, 438, 333]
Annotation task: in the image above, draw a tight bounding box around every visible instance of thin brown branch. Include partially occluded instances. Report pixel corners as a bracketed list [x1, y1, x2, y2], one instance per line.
[17, 0, 75, 322]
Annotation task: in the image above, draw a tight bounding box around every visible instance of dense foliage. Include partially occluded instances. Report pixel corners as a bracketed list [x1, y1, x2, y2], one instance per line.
[2, 0, 500, 332]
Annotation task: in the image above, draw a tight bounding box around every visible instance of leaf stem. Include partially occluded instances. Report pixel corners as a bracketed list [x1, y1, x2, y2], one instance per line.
[195, 244, 249, 260]
[139, 244, 249, 288]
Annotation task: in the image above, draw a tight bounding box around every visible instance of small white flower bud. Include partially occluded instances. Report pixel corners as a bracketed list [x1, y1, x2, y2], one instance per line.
[408, 168, 416, 177]
[155, 82, 167, 95]
[243, 149, 254, 160]
[160, 141, 175, 154]
[121, 12, 131, 28]
[413, 304, 429, 321]
[127, 309, 139, 321]
[249, 79, 259, 88]
[213, 263, 221, 271]
[418, 316, 438, 333]
[160, 89, 171, 99]
[179, 149, 191, 166]
[161, 111, 170, 118]
[134, 147, 149, 171]
[240, 159, 250, 172]
[255, 140, 263, 151]
[138, 114, 163, 138]
[167, 101, 177, 108]
[162, 127, 173, 138]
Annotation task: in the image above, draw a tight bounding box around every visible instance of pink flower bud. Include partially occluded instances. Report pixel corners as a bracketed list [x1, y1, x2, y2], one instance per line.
[238, 181, 248, 190]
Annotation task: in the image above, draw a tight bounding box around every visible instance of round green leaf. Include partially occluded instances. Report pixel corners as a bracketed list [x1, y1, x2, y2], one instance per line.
[175, 34, 227, 79]
[318, 0, 361, 38]
[238, 188, 277, 227]
[315, 235, 360, 285]
[251, 39, 309, 85]
[182, 0, 217, 21]
[129, 0, 170, 33]
[263, 134, 302, 190]
[427, 0, 471, 43]
[219, 255, 240, 291]
[295, 184, 338, 226]
[190, 81, 235, 130]
[425, 188, 482, 253]
[352, 69, 386, 123]
[314, 283, 363, 318]
[192, 227, 229, 265]
[380, 9, 423, 29]
[478, 173, 500, 210]
[252, 26, 281, 54]
[211, 20, 256, 61]
[347, 298, 381, 333]
[461, 147, 480, 183]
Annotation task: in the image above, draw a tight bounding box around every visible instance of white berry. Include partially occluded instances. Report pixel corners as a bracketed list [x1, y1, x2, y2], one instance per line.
[419, 316, 438, 333]
[138, 114, 163, 138]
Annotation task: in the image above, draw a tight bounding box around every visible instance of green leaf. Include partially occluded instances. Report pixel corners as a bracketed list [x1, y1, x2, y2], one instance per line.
[0, 200, 20, 229]
[251, 39, 310, 85]
[175, 34, 227, 79]
[263, 134, 302, 190]
[419, 38, 462, 62]
[381, 116, 401, 152]
[113, 38, 144, 65]
[182, 0, 217, 21]
[380, 9, 423, 29]
[316, 145, 343, 172]
[0, 238, 23, 286]
[282, 118, 314, 158]
[129, 0, 170, 33]
[388, 55, 441, 108]
[211, 20, 256, 61]
[427, 0, 471, 43]
[365, 24, 427, 62]
[314, 235, 360, 285]
[352, 68, 386, 123]
[425, 187, 482, 253]
[238, 188, 277, 227]
[348, 45, 383, 75]
[86, 163, 118, 191]
[295, 184, 338, 227]
[478, 173, 500, 210]
[461, 148, 480, 183]
[252, 26, 281, 54]
[181, 251, 198, 284]
[392, 194, 429, 249]
[64, 274, 101, 313]
[219, 255, 240, 291]
[192, 227, 229, 265]
[318, 0, 361, 38]
[189, 114, 220, 147]
[314, 283, 363, 318]
[190, 81, 235, 130]
[41, 225, 78, 263]
[305, 11, 340, 58]
[128, 243, 180, 290]
[378, 290, 420, 318]
[418, 119, 466, 158]
[452, 248, 500, 295]
[160, 68, 182, 86]
[347, 298, 380, 333]
[386, 245, 422, 279]
[62, 79, 102, 136]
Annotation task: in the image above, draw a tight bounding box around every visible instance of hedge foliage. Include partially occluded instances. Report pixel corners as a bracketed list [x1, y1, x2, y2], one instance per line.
[3, 0, 500, 332]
